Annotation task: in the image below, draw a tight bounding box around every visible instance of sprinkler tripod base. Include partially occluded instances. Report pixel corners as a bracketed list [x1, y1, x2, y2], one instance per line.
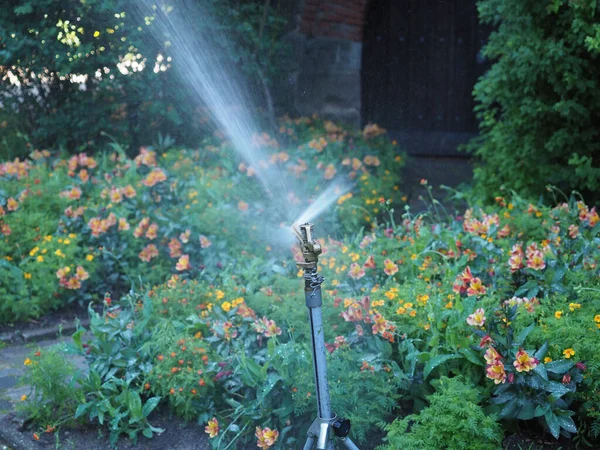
[302, 415, 359, 450]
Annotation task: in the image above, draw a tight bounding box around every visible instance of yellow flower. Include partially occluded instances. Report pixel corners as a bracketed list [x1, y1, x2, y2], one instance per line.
[297, 269, 304, 278]
[445, 301, 453, 309]
[215, 290, 225, 300]
[55, 249, 65, 257]
[332, 279, 339, 286]
[23, 273, 32, 279]
[69, 233, 76, 239]
[20, 395, 27, 401]
[221, 301, 232, 312]
[44, 235, 52, 242]
[36, 255, 44, 262]
[41, 249, 47, 254]
[569, 303, 581, 312]
[563, 348, 575, 359]
[86, 254, 94, 261]
[396, 307, 406, 315]
[544, 357, 552, 363]
[29, 246, 39, 256]
[594, 314, 600, 323]
[24, 358, 32, 366]
[554, 311, 563, 319]
[410, 254, 417, 260]
[63, 239, 71, 245]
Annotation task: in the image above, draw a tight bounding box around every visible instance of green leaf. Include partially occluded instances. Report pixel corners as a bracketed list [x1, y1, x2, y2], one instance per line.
[545, 412, 561, 439]
[499, 398, 519, 419]
[142, 428, 153, 439]
[513, 323, 535, 348]
[128, 391, 143, 419]
[557, 415, 577, 434]
[534, 404, 550, 418]
[142, 397, 161, 418]
[459, 348, 484, 366]
[75, 402, 90, 419]
[534, 342, 549, 361]
[71, 329, 85, 351]
[423, 354, 461, 380]
[545, 360, 575, 375]
[14, 4, 33, 15]
[545, 381, 571, 398]
[533, 364, 548, 381]
[517, 403, 536, 420]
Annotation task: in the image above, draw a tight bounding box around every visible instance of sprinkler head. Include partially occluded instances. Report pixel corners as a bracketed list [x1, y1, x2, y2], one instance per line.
[293, 222, 322, 268]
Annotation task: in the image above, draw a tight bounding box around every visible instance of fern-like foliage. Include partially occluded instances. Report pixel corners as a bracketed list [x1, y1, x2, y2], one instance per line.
[378, 376, 503, 450]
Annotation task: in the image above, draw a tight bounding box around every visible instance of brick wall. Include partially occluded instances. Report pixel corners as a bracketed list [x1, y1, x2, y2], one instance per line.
[300, 0, 369, 42]
[273, 0, 370, 124]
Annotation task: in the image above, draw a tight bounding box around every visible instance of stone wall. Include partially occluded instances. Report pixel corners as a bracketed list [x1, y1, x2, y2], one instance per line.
[274, 0, 369, 125]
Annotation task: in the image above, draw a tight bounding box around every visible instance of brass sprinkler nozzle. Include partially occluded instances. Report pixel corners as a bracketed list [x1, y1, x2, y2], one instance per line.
[293, 223, 322, 269]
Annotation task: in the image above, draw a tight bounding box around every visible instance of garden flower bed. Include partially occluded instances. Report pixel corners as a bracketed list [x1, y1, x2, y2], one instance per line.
[2, 119, 600, 449]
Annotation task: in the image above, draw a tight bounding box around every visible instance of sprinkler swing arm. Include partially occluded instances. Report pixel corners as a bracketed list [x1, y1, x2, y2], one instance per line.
[293, 223, 359, 450]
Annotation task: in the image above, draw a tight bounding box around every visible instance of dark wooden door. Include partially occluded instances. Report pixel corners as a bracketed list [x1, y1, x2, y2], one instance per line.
[362, 0, 488, 133]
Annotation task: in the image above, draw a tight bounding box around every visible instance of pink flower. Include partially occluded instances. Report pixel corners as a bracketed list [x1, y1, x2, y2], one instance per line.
[383, 259, 398, 276]
[348, 263, 365, 280]
[513, 349, 538, 373]
[486, 360, 506, 384]
[526, 250, 546, 270]
[467, 308, 486, 327]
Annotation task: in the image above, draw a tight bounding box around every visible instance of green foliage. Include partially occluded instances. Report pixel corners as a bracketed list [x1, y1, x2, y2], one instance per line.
[378, 376, 503, 450]
[18, 346, 84, 427]
[468, 0, 600, 201]
[0, 118, 403, 324]
[0, 0, 289, 157]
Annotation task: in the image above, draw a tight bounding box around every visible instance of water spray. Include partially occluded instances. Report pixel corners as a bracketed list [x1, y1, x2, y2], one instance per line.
[293, 223, 360, 450]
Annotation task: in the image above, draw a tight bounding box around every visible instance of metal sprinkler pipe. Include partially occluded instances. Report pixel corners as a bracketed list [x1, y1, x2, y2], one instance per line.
[294, 223, 359, 450]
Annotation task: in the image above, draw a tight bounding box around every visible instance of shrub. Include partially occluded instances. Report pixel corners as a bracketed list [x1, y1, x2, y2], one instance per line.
[0, 0, 288, 156]
[468, 0, 600, 202]
[0, 119, 404, 323]
[378, 376, 503, 450]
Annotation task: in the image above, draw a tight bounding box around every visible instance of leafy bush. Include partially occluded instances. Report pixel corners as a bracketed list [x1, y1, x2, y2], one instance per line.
[378, 376, 503, 450]
[468, 0, 600, 201]
[0, 118, 404, 323]
[0, 0, 288, 156]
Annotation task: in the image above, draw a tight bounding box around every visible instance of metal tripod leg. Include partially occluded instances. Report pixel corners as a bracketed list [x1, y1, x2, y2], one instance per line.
[340, 437, 360, 450]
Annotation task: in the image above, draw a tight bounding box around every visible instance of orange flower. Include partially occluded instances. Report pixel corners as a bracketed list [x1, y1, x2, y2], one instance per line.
[383, 259, 398, 276]
[526, 250, 546, 270]
[122, 184, 136, 198]
[118, 217, 130, 231]
[238, 200, 249, 212]
[486, 360, 506, 384]
[363, 255, 376, 269]
[348, 263, 365, 280]
[205, 418, 219, 438]
[79, 169, 89, 183]
[513, 349, 538, 373]
[139, 244, 159, 262]
[142, 168, 167, 187]
[145, 223, 159, 240]
[323, 163, 336, 180]
[466, 308, 486, 327]
[199, 235, 211, 249]
[255, 427, 279, 449]
[168, 238, 182, 258]
[179, 229, 191, 243]
[176, 254, 191, 271]
[484, 347, 502, 364]
[466, 277, 486, 296]
[109, 187, 123, 204]
[7, 197, 19, 211]
[75, 265, 89, 281]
